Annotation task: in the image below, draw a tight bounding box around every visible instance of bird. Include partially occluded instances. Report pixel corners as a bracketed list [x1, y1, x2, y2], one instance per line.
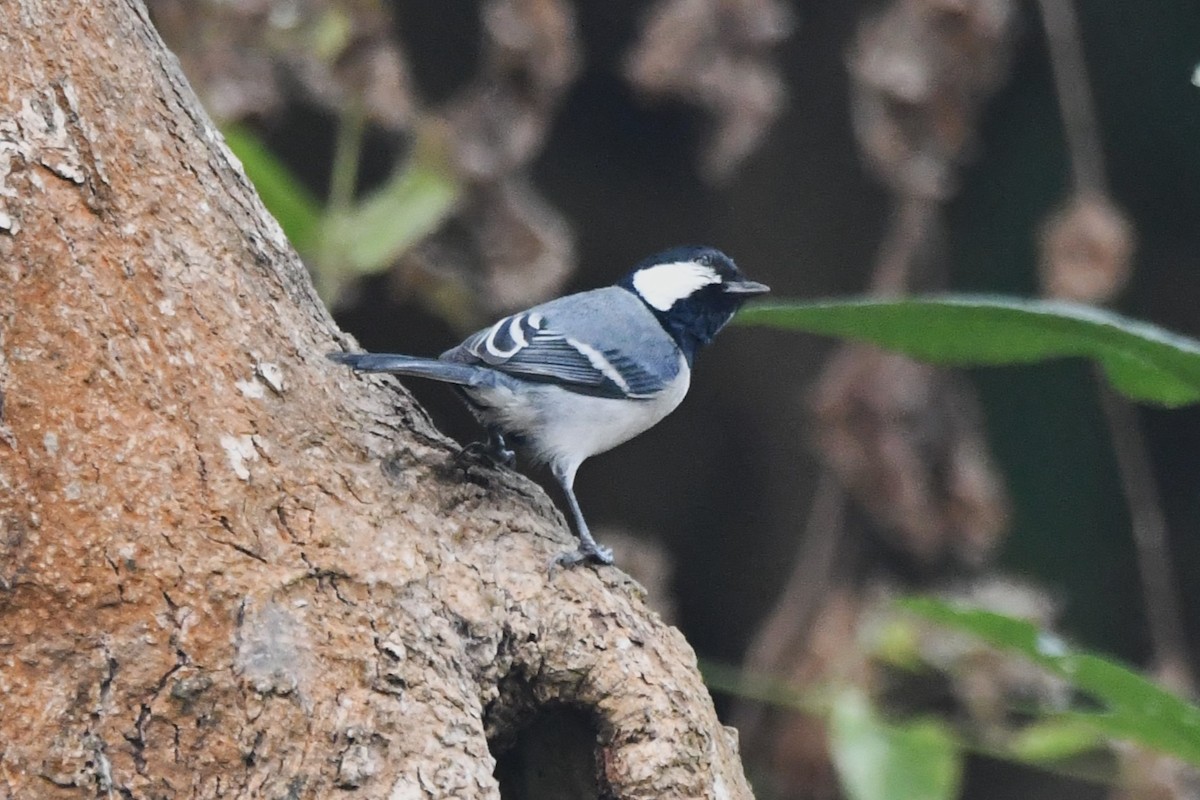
[328, 245, 769, 568]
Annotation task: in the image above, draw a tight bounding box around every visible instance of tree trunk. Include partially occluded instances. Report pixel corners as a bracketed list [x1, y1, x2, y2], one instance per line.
[0, 2, 752, 797]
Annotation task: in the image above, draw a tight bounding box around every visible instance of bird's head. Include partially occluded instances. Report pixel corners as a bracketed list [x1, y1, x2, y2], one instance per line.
[618, 246, 770, 363]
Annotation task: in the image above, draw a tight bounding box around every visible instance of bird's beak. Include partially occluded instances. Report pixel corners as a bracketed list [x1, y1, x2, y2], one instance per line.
[724, 279, 771, 296]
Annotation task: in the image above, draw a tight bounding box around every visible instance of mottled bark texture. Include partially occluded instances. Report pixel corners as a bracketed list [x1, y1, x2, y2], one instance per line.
[0, 2, 751, 798]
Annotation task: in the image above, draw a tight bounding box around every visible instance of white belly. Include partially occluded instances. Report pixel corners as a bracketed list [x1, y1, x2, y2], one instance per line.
[464, 361, 691, 472]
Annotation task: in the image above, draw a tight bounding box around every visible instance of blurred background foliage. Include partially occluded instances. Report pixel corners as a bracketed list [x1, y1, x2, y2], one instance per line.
[149, 0, 1200, 797]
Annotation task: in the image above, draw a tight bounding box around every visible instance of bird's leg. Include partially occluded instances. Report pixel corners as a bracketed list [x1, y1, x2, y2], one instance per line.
[549, 466, 614, 568]
[456, 426, 516, 469]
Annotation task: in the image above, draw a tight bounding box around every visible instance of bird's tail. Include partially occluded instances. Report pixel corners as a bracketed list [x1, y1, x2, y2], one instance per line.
[327, 352, 483, 387]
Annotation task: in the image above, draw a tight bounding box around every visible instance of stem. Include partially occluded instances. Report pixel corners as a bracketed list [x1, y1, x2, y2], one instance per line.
[869, 196, 939, 296]
[1096, 381, 1195, 691]
[731, 472, 847, 741]
[328, 102, 365, 212]
[1036, 0, 1107, 193]
[1039, 0, 1193, 689]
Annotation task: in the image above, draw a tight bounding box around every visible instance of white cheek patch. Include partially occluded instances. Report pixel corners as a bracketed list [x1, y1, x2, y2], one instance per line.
[632, 261, 721, 311]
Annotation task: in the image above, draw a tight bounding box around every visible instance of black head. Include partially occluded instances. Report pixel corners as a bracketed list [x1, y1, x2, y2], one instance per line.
[617, 246, 770, 364]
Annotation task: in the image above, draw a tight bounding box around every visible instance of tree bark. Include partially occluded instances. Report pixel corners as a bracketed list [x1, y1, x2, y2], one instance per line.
[0, 2, 752, 798]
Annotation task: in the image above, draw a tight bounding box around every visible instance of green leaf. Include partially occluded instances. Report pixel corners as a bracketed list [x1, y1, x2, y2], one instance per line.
[221, 124, 322, 253]
[307, 7, 353, 62]
[320, 129, 461, 277]
[738, 296, 1200, 407]
[830, 689, 962, 800]
[698, 660, 823, 715]
[901, 597, 1200, 766]
[1007, 719, 1107, 762]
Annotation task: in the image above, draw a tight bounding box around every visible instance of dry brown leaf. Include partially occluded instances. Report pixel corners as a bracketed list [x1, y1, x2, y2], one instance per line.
[849, 0, 1017, 198]
[1109, 743, 1200, 800]
[810, 344, 1009, 567]
[624, 0, 794, 181]
[427, 0, 581, 311]
[1039, 192, 1135, 304]
[442, 0, 581, 181]
[150, 0, 414, 129]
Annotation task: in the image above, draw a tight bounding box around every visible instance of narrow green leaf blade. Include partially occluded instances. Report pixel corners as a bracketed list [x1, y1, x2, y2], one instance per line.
[324, 135, 461, 275]
[738, 297, 1200, 407]
[830, 689, 962, 800]
[901, 597, 1200, 766]
[222, 124, 322, 253]
[1007, 719, 1107, 763]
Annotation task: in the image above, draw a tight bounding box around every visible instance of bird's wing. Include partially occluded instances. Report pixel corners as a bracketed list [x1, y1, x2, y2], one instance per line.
[445, 296, 675, 399]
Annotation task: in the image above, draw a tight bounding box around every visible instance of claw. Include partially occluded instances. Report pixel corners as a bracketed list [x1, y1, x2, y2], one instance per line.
[546, 541, 614, 575]
[454, 428, 515, 471]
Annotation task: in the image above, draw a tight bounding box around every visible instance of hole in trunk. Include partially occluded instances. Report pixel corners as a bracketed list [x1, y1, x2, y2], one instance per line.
[490, 704, 603, 800]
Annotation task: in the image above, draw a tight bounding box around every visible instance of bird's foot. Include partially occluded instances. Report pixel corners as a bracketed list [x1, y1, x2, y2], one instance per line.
[455, 433, 516, 471]
[547, 541, 614, 574]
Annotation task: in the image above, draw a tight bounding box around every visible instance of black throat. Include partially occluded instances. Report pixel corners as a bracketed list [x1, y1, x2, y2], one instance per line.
[620, 283, 740, 367]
